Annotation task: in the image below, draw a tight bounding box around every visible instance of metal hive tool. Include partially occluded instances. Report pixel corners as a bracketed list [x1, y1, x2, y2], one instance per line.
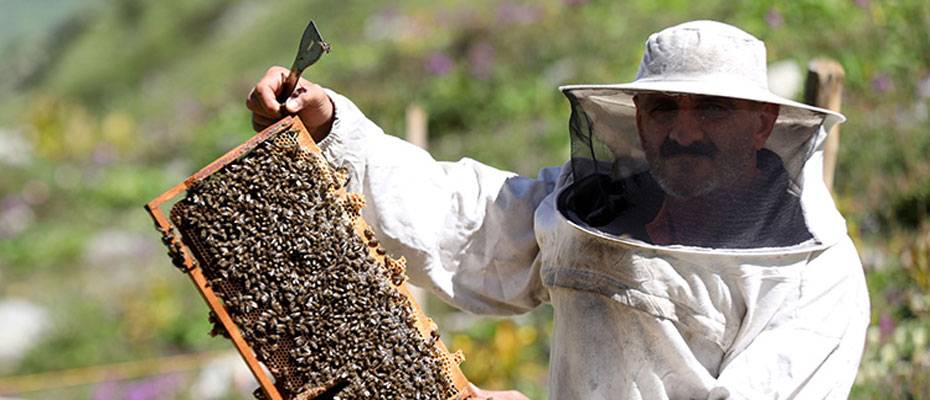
[145, 117, 474, 400]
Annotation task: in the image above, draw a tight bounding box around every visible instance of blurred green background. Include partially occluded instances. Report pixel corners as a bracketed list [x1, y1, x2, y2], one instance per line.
[0, 0, 929, 398]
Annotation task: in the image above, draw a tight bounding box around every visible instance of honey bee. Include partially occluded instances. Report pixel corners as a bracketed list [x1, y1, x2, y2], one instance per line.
[168, 131, 460, 399]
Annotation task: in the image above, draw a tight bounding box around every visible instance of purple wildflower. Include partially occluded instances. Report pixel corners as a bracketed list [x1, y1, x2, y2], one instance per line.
[0, 195, 34, 238]
[496, 2, 542, 26]
[468, 41, 496, 80]
[92, 143, 116, 166]
[878, 313, 895, 342]
[124, 374, 183, 400]
[425, 52, 454, 76]
[917, 74, 930, 99]
[21, 179, 50, 206]
[92, 380, 121, 400]
[765, 9, 784, 29]
[872, 72, 894, 93]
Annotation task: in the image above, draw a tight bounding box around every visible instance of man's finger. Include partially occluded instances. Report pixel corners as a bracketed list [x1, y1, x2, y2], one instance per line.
[467, 384, 530, 400]
[287, 82, 333, 129]
[247, 66, 333, 139]
[251, 66, 290, 116]
[251, 115, 266, 132]
[246, 88, 274, 119]
[251, 118, 263, 132]
[283, 86, 312, 115]
[255, 81, 283, 117]
[247, 86, 280, 119]
[285, 80, 325, 113]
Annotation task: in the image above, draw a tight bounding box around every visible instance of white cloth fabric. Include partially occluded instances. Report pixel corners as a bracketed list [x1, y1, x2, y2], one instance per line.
[317, 89, 870, 399]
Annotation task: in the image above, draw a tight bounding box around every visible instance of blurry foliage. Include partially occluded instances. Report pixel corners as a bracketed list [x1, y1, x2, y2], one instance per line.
[1, 0, 929, 398]
[909, 230, 930, 293]
[854, 227, 930, 398]
[890, 183, 930, 232]
[452, 315, 551, 398]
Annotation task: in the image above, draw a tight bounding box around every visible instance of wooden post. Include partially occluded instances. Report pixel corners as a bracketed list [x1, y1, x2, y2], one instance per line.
[405, 103, 429, 310]
[803, 58, 845, 191]
[406, 103, 429, 149]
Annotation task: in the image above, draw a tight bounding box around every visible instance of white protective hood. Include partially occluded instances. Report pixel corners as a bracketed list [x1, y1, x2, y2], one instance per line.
[556, 86, 850, 251]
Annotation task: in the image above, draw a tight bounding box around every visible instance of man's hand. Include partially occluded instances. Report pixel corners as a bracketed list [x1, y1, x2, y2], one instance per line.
[246, 65, 334, 142]
[467, 383, 530, 400]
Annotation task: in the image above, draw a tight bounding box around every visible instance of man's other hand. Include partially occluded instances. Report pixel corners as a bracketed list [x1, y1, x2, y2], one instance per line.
[246, 65, 334, 142]
[467, 383, 531, 400]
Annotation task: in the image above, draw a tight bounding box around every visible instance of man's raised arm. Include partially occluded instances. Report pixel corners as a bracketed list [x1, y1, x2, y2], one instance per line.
[246, 66, 559, 316]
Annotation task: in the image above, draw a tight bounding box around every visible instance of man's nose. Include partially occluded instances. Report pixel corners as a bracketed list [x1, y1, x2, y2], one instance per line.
[666, 110, 706, 146]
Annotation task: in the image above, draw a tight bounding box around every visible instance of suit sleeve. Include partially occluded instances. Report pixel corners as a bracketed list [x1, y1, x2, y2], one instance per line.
[316, 89, 560, 315]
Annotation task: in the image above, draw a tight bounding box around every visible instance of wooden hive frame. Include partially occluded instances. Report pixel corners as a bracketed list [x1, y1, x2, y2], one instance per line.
[144, 117, 474, 400]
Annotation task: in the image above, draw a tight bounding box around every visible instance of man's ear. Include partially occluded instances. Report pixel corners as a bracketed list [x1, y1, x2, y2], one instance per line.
[753, 103, 779, 149]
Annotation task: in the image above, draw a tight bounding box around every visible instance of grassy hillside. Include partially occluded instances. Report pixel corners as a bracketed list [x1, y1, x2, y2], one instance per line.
[1, 0, 929, 398]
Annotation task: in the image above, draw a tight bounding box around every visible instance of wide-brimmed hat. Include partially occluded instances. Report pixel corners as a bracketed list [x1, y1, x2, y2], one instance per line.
[560, 20, 846, 129]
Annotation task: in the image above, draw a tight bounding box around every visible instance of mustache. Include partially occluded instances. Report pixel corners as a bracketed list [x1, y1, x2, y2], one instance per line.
[660, 139, 718, 158]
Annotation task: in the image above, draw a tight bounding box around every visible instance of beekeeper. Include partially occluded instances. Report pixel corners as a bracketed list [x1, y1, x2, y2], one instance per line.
[248, 20, 870, 400]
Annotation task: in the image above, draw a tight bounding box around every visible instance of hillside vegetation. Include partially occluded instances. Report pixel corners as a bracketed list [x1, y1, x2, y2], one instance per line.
[1, 0, 929, 398]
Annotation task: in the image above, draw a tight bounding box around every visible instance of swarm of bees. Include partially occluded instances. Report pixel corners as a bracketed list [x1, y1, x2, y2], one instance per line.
[168, 129, 461, 399]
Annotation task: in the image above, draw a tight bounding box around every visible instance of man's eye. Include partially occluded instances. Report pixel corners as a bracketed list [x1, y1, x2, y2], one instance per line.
[649, 101, 677, 112]
[649, 110, 677, 123]
[697, 103, 730, 120]
[647, 102, 678, 120]
[697, 100, 729, 110]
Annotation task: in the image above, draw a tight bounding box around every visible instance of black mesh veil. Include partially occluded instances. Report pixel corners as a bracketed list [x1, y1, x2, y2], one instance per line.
[559, 88, 829, 249]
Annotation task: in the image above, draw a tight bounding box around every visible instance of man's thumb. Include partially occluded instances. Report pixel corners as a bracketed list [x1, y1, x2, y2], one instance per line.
[284, 96, 303, 114]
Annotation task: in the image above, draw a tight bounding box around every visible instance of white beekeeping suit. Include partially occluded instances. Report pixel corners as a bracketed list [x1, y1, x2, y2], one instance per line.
[316, 20, 869, 400]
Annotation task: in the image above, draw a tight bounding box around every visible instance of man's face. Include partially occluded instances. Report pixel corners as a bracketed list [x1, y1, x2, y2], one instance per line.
[633, 93, 778, 198]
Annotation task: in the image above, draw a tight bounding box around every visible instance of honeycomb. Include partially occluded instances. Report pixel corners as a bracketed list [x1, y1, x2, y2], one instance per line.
[150, 121, 465, 399]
